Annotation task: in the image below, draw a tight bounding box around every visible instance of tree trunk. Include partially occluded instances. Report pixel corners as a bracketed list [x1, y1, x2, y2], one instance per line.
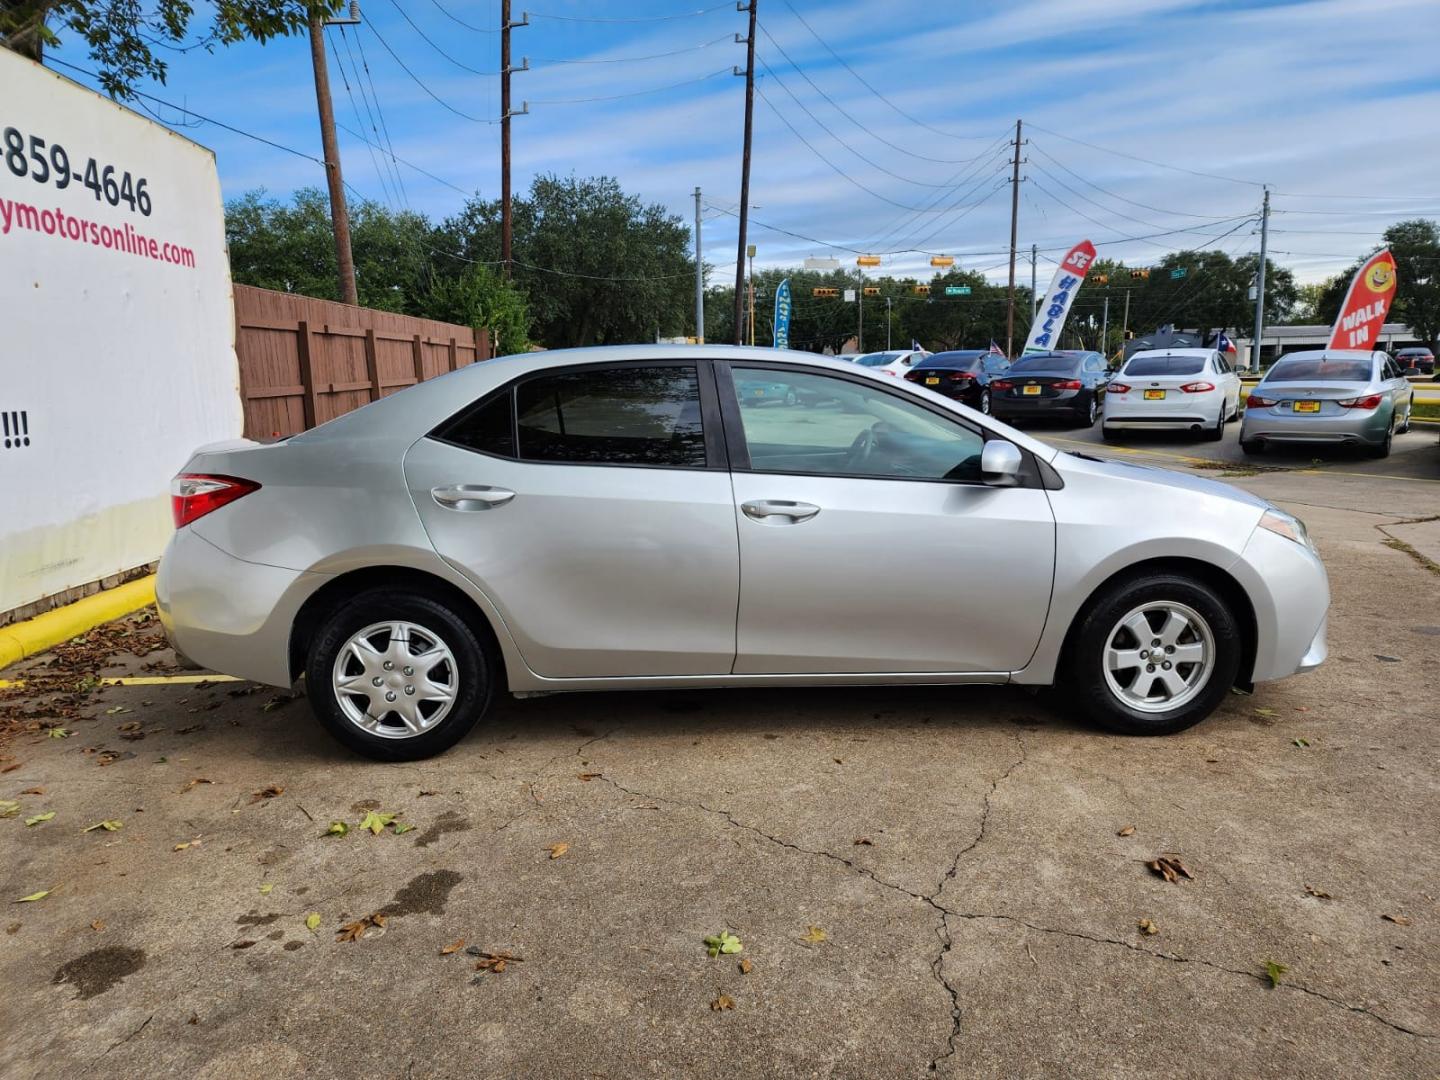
[1, 2, 49, 61]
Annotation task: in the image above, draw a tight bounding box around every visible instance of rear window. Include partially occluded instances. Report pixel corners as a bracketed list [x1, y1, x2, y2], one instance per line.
[916, 353, 986, 370]
[1124, 355, 1206, 376]
[1266, 359, 1374, 382]
[1009, 355, 1080, 374]
[855, 351, 906, 367]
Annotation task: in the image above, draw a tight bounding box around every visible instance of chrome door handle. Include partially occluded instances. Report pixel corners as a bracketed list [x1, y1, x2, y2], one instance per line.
[741, 499, 820, 523]
[431, 484, 515, 511]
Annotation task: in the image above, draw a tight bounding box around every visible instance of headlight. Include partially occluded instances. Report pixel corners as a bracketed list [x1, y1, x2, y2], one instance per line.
[1259, 508, 1314, 550]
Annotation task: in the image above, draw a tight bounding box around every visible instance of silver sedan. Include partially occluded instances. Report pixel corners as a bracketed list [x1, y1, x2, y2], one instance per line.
[158, 346, 1329, 761]
[1240, 349, 1415, 457]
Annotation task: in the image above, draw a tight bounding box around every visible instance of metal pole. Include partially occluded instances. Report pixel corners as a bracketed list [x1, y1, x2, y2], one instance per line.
[857, 268, 864, 353]
[748, 250, 756, 346]
[1250, 187, 1270, 372]
[886, 296, 892, 350]
[1030, 243, 1038, 320]
[693, 187, 704, 343]
[308, 14, 358, 306]
[500, 0, 512, 278]
[732, 0, 758, 345]
[1101, 295, 1109, 359]
[1005, 119, 1023, 358]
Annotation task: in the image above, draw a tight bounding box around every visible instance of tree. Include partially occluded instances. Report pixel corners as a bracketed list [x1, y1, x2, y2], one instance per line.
[1287, 280, 1334, 324]
[1320, 220, 1440, 351]
[424, 263, 530, 357]
[437, 175, 696, 349]
[1, 0, 338, 99]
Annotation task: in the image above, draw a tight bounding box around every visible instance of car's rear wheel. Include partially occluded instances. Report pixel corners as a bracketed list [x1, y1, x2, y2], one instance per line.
[1369, 418, 1394, 459]
[305, 588, 492, 761]
[1240, 438, 1265, 454]
[1075, 394, 1098, 428]
[1397, 398, 1413, 434]
[1204, 407, 1225, 441]
[1064, 574, 1240, 736]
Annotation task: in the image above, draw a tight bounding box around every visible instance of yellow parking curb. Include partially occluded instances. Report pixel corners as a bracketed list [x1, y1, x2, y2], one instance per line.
[0, 575, 157, 673]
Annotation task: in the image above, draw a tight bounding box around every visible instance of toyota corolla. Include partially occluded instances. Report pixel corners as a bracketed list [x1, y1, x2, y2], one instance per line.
[158, 346, 1329, 761]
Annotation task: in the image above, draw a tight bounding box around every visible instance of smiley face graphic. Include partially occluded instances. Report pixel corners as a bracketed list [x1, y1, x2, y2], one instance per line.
[1366, 259, 1395, 293]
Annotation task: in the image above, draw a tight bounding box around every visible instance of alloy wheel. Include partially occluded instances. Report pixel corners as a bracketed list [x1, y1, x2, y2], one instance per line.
[1101, 602, 1215, 714]
[332, 621, 458, 739]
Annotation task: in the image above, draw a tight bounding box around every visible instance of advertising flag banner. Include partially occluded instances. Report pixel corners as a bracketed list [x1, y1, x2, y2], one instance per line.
[1022, 239, 1096, 355]
[1327, 250, 1397, 351]
[773, 277, 793, 348]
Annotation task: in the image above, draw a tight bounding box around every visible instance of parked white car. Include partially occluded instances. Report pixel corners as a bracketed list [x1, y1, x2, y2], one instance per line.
[854, 349, 932, 378]
[1102, 348, 1242, 441]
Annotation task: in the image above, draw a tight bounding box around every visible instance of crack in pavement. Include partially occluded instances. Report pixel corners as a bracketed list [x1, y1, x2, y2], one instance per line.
[86, 1012, 153, 1073]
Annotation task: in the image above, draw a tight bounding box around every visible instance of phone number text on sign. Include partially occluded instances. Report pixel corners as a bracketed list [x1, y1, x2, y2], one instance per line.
[3, 126, 153, 216]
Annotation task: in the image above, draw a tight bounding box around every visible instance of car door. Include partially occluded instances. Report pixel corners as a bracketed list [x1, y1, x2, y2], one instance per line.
[403, 360, 739, 679]
[719, 362, 1056, 675]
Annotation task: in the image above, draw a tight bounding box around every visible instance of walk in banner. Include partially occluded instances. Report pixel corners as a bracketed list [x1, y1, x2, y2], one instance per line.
[1327, 250, 1397, 351]
[1022, 239, 1097, 355]
[773, 277, 792, 348]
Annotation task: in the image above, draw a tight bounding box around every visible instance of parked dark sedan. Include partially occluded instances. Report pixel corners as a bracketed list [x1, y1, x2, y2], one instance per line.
[990, 351, 1109, 427]
[903, 350, 1010, 414]
[1394, 347, 1434, 376]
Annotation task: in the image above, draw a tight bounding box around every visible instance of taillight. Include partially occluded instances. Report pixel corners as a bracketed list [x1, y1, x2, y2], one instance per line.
[171, 474, 261, 528]
[992, 379, 1013, 390]
[1338, 394, 1383, 409]
[1179, 382, 1215, 393]
[1247, 394, 1276, 408]
[1052, 379, 1082, 390]
[948, 371, 976, 381]
[904, 370, 922, 381]
[1107, 382, 1130, 394]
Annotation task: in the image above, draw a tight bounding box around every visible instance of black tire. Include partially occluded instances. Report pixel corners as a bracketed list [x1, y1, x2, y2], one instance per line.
[305, 588, 493, 761]
[1101, 424, 1122, 442]
[1240, 438, 1265, 455]
[1204, 408, 1225, 441]
[977, 389, 992, 415]
[1397, 399, 1413, 434]
[1064, 573, 1241, 736]
[1074, 394, 1098, 428]
[1369, 420, 1393, 459]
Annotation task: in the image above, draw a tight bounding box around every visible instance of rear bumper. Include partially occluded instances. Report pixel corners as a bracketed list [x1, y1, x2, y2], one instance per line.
[1103, 416, 1211, 429]
[1239, 409, 1388, 445]
[993, 393, 1084, 417]
[156, 527, 328, 687]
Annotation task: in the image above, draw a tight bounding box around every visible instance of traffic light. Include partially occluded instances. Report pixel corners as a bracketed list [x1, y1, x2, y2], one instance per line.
[912, 284, 930, 296]
[812, 287, 839, 298]
[1129, 268, 1150, 280]
[1095, 273, 1109, 284]
[863, 287, 880, 297]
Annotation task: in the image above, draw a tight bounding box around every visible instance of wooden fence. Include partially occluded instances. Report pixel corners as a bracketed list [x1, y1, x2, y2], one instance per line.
[233, 284, 491, 439]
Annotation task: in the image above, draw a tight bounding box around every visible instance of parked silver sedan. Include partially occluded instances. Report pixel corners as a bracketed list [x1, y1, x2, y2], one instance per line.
[1240, 349, 1414, 457]
[158, 346, 1329, 761]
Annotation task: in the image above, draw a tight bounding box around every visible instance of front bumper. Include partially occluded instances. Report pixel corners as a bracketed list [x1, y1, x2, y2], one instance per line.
[1230, 523, 1330, 683]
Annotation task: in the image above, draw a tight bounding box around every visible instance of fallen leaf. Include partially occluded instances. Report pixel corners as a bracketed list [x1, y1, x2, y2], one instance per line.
[259, 883, 274, 896]
[1138, 918, 1159, 936]
[440, 938, 466, 955]
[1293, 737, 1311, 748]
[1382, 914, 1412, 926]
[336, 913, 386, 942]
[1304, 884, 1333, 900]
[179, 778, 213, 793]
[1145, 856, 1193, 883]
[105, 706, 131, 716]
[853, 837, 873, 846]
[305, 912, 322, 933]
[576, 772, 602, 782]
[231, 940, 256, 950]
[90, 919, 105, 931]
[14, 890, 49, 903]
[1253, 707, 1277, 717]
[393, 822, 415, 835]
[48, 728, 70, 739]
[173, 840, 199, 851]
[418, 790, 439, 797]
[326, 821, 349, 837]
[20, 787, 44, 795]
[24, 812, 55, 826]
[0, 800, 19, 818]
[473, 950, 523, 973]
[547, 842, 569, 859]
[711, 994, 735, 1011]
[359, 811, 397, 835]
[801, 925, 827, 945]
[739, 957, 753, 974]
[833, 757, 843, 765]
[704, 930, 743, 957]
[1117, 825, 1136, 837]
[250, 785, 284, 803]
[1263, 959, 1288, 987]
[83, 819, 122, 833]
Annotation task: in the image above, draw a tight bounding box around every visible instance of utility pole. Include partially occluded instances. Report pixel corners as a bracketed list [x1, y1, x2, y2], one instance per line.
[1121, 288, 1131, 356]
[732, 0, 758, 344]
[500, 2, 529, 278]
[308, 4, 361, 306]
[1005, 119, 1024, 359]
[1030, 243, 1038, 320]
[693, 187, 705, 343]
[886, 296, 892, 350]
[857, 269, 864, 353]
[1101, 294, 1109, 359]
[1250, 187, 1271, 372]
[747, 245, 757, 346]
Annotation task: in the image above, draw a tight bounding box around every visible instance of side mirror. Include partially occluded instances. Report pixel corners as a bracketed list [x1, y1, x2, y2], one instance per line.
[981, 439, 1023, 487]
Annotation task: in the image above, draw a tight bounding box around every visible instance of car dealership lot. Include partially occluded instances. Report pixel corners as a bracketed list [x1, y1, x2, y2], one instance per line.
[1, 439, 1437, 1079]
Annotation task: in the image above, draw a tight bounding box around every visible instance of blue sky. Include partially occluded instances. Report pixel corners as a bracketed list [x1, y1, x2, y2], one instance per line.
[50, 0, 1440, 284]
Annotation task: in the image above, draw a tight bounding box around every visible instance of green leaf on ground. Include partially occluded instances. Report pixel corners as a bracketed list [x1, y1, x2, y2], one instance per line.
[393, 822, 415, 835]
[305, 912, 322, 933]
[326, 821, 349, 837]
[25, 812, 55, 826]
[1293, 737, 1310, 747]
[0, 800, 19, 818]
[84, 819, 122, 833]
[1263, 959, 1288, 987]
[48, 728, 70, 739]
[15, 890, 50, 902]
[359, 811, 397, 835]
[259, 883, 274, 895]
[703, 930, 743, 957]
[105, 706, 131, 715]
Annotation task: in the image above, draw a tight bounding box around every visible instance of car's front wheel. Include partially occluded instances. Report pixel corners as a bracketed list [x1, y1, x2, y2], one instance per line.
[1064, 574, 1240, 736]
[305, 588, 492, 761]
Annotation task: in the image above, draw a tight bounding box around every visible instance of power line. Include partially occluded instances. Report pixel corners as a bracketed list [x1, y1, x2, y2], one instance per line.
[530, 66, 733, 105]
[382, 0, 499, 75]
[1027, 141, 1228, 220]
[777, 0, 991, 142]
[352, 27, 411, 206]
[533, 33, 735, 64]
[512, 259, 696, 282]
[337, 26, 407, 207]
[1025, 123, 1268, 189]
[1029, 177, 1260, 252]
[335, 120, 473, 197]
[366, 20, 500, 123]
[423, 0, 499, 33]
[527, 3, 734, 22]
[329, 33, 398, 208]
[857, 137, 1012, 254]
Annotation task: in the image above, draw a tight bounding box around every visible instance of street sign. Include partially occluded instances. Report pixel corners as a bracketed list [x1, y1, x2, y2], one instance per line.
[804, 257, 841, 270]
[1170, 267, 1187, 279]
[843, 289, 856, 302]
[945, 286, 971, 296]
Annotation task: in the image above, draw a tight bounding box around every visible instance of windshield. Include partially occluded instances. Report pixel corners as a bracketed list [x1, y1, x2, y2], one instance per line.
[1266, 359, 1373, 382]
[855, 351, 906, 367]
[1124, 355, 1206, 376]
[1009, 355, 1080, 374]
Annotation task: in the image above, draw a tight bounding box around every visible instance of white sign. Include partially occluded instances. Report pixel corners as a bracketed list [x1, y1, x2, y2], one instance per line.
[0, 51, 242, 615]
[843, 289, 856, 303]
[1022, 239, 1097, 355]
